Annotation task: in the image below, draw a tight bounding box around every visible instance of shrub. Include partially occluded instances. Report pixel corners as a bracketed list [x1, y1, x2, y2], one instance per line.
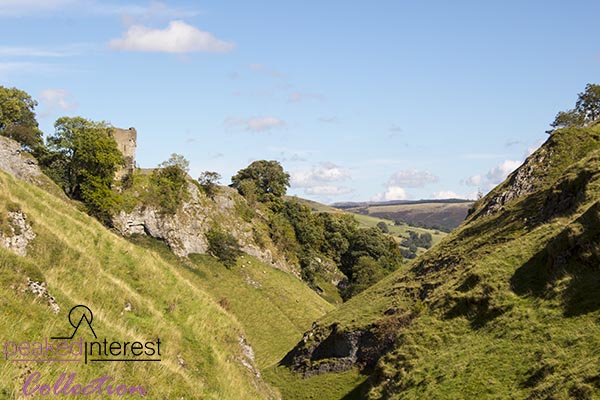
[150, 165, 189, 214]
[206, 227, 242, 269]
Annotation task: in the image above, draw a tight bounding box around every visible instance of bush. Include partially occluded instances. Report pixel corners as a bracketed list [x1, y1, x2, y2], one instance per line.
[150, 165, 189, 214]
[206, 227, 242, 269]
[376, 221, 389, 233]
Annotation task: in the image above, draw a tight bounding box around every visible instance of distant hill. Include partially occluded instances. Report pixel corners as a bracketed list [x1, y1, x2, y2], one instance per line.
[333, 199, 473, 232]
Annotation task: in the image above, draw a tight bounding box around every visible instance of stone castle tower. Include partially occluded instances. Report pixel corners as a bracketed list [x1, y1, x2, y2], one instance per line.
[111, 127, 137, 180]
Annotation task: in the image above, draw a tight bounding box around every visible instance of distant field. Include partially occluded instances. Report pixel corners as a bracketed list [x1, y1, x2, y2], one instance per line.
[342, 201, 472, 231]
[351, 213, 446, 246]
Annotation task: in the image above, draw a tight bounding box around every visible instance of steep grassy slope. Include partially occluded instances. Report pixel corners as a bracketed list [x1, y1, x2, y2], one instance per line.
[0, 170, 275, 399]
[126, 235, 333, 370]
[275, 125, 600, 399]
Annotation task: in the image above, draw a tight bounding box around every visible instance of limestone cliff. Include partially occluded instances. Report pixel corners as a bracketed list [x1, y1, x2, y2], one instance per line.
[113, 180, 300, 276]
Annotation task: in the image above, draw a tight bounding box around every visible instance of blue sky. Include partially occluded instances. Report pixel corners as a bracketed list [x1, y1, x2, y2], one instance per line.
[1, 1, 599, 203]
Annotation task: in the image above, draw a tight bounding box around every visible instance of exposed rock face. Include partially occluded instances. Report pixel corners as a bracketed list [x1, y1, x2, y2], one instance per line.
[281, 313, 415, 378]
[0, 211, 36, 256]
[113, 183, 296, 274]
[478, 145, 551, 217]
[0, 136, 44, 184]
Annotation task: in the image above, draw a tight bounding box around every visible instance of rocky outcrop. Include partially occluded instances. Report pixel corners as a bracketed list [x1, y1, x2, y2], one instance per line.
[0, 136, 44, 184]
[478, 145, 551, 217]
[113, 183, 297, 275]
[0, 210, 36, 256]
[281, 313, 415, 378]
[27, 278, 60, 314]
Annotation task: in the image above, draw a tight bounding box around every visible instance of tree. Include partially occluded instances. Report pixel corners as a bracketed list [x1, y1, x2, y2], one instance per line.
[0, 86, 43, 151]
[343, 256, 385, 299]
[231, 160, 290, 202]
[151, 155, 190, 214]
[550, 83, 600, 131]
[376, 221, 389, 233]
[198, 171, 221, 198]
[576, 83, 600, 123]
[206, 227, 242, 268]
[43, 116, 124, 222]
[550, 109, 585, 130]
[159, 153, 190, 173]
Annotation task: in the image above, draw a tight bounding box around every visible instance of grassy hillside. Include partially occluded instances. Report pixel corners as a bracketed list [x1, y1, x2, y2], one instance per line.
[274, 125, 600, 399]
[0, 167, 332, 399]
[127, 235, 333, 370]
[339, 200, 472, 232]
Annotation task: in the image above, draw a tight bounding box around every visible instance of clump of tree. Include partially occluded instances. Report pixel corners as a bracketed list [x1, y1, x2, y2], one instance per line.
[279, 200, 402, 299]
[150, 153, 190, 214]
[549, 83, 600, 131]
[229, 160, 402, 299]
[198, 171, 221, 199]
[399, 231, 433, 259]
[206, 227, 242, 268]
[231, 160, 290, 203]
[42, 117, 124, 223]
[0, 86, 44, 154]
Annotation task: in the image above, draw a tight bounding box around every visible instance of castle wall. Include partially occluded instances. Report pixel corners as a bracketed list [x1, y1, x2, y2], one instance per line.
[111, 127, 137, 180]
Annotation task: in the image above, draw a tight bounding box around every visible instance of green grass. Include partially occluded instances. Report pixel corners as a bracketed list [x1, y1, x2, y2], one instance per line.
[0, 170, 276, 399]
[272, 126, 600, 399]
[350, 213, 446, 246]
[126, 235, 334, 370]
[264, 366, 369, 400]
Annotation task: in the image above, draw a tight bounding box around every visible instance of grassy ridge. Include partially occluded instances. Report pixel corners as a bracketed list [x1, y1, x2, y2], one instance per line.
[0, 170, 273, 399]
[272, 125, 600, 399]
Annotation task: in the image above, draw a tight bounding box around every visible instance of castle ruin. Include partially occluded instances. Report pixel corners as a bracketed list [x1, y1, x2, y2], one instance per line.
[111, 127, 137, 180]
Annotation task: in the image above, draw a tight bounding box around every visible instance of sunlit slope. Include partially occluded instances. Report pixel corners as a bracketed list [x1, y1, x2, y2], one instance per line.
[126, 235, 334, 370]
[0, 170, 275, 399]
[275, 125, 600, 399]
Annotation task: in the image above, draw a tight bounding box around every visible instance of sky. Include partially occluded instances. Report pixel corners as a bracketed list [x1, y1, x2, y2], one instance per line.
[1, 0, 599, 204]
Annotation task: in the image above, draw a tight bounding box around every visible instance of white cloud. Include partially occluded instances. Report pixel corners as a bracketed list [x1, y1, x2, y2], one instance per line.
[387, 169, 438, 188]
[291, 163, 351, 187]
[486, 160, 522, 184]
[465, 174, 482, 186]
[39, 89, 77, 114]
[109, 20, 235, 53]
[291, 163, 352, 197]
[305, 186, 353, 196]
[431, 190, 478, 200]
[465, 159, 522, 192]
[371, 169, 437, 202]
[372, 186, 408, 202]
[224, 116, 286, 133]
